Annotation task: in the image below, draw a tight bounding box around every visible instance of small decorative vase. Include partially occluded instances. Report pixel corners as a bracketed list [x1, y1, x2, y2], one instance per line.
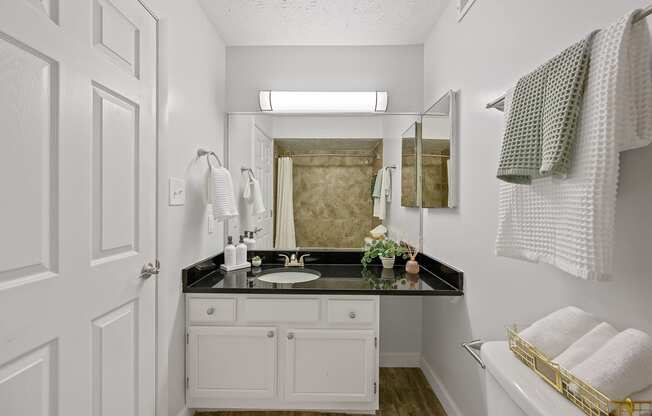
[405, 256, 420, 274]
[380, 256, 395, 269]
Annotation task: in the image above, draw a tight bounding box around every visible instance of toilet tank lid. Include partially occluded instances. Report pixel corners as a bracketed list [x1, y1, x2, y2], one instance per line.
[482, 341, 583, 416]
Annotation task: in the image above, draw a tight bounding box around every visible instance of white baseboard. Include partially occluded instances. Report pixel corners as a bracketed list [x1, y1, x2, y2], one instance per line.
[420, 356, 463, 416]
[380, 352, 421, 367]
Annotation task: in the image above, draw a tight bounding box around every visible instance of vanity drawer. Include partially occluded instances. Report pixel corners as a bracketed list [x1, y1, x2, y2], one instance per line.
[327, 299, 376, 325]
[244, 298, 320, 322]
[188, 298, 236, 323]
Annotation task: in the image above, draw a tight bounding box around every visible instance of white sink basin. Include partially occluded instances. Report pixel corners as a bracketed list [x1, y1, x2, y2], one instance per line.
[257, 268, 321, 284]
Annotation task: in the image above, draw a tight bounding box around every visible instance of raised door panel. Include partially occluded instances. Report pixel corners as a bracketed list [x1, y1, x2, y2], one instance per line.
[93, 0, 140, 77]
[91, 83, 139, 264]
[0, 341, 57, 416]
[0, 33, 58, 290]
[285, 329, 376, 403]
[92, 301, 138, 416]
[187, 326, 277, 402]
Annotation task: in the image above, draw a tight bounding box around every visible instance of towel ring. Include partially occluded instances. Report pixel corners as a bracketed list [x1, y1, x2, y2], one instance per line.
[197, 148, 222, 168]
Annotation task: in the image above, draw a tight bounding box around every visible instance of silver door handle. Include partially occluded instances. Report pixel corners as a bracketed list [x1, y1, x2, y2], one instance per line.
[140, 260, 160, 279]
[267, 331, 274, 338]
[349, 311, 357, 319]
[287, 332, 294, 340]
[206, 307, 215, 315]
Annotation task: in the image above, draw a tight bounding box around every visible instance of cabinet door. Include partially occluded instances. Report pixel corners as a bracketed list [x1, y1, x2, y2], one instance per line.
[187, 326, 277, 402]
[285, 329, 376, 403]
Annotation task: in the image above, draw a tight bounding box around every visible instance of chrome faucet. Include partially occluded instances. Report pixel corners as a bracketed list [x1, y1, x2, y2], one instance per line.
[278, 249, 310, 267]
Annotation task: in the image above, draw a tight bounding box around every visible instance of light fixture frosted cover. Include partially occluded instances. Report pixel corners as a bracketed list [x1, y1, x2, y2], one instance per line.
[258, 91, 388, 113]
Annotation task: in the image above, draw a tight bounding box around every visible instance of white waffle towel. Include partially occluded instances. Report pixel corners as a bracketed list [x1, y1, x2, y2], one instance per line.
[207, 158, 238, 220]
[519, 306, 599, 358]
[572, 328, 652, 400]
[496, 10, 652, 280]
[242, 173, 266, 215]
[554, 322, 618, 369]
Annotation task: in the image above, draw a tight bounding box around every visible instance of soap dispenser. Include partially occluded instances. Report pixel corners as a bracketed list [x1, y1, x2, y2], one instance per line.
[224, 236, 236, 266]
[244, 231, 256, 251]
[236, 235, 247, 265]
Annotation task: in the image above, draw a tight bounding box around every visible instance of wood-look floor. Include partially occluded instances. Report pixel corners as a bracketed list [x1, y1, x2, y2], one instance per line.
[195, 367, 447, 416]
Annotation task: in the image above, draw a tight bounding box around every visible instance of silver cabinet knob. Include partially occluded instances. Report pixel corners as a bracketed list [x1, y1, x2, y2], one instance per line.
[287, 332, 294, 340]
[349, 311, 357, 319]
[206, 307, 215, 315]
[267, 331, 274, 338]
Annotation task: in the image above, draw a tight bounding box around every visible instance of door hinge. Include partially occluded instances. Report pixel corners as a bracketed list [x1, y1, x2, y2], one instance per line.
[186, 332, 189, 344]
[374, 337, 378, 348]
[374, 382, 377, 394]
[186, 377, 189, 389]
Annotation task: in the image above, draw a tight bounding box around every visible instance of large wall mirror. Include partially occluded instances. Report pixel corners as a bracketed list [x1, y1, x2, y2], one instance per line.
[399, 90, 457, 208]
[226, 114, 422, 250]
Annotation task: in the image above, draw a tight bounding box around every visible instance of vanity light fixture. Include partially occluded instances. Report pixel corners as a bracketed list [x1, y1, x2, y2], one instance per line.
[258, 91, 388, 113]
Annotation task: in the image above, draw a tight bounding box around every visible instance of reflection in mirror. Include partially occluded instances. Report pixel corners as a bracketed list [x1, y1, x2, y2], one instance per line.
[422, 90, 457, 208]
[401, 122, 420, 207]
[275, 138, 383, 249]
[227, 114, 423, 251]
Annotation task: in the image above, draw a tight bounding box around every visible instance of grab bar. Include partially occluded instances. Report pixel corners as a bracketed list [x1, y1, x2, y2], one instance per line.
[461, 339, 485, 369]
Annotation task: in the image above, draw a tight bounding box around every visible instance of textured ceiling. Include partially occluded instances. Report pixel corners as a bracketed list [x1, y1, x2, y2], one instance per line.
[199, 0, 448, 46]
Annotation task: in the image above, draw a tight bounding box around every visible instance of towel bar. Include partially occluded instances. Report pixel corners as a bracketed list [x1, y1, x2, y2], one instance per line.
[197, 148, 223, 167]
[462, 339, 485, 369]
[486, 5, 652, 112]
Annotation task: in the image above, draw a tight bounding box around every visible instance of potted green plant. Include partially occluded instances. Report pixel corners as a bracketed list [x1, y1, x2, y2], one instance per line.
[361, 239, 406, 269]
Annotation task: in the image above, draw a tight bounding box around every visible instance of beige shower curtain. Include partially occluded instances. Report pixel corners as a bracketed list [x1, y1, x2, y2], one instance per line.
[274, 157, 296, 248]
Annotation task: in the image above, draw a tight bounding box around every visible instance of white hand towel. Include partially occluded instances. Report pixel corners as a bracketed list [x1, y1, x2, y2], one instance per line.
[519, 306, 599, 358]
[496, 10, 652, 280]
[554, 322, 618, 369]
[383, 167, 392, 203]
[373, 168, 385, 220]
[572, 329, 652, 400]
[242, 174, 265, 215]
[207, 164, 238, 220]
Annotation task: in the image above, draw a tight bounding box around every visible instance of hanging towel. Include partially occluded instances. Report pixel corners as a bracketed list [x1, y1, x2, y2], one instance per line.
[497, 35, 592, 184]
[519, 306, 599, 358]
[554, 322, 618, 369]
[571, 329, 652, 400]
[372, 169, 383, 198]
[383, 167, 392, 203]
[372, 168, 384, 219]
[207, 157, 238, 220]
[496, 10, 652, 280]
[373, 167, 392, 220]
[242, 172, 266, 215]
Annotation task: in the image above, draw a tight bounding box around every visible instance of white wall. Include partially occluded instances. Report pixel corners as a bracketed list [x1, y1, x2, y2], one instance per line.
[273, 115, 384, 139]
[151, 1, 227, 415]
[226, 45, 424, 112]
[421, 1, 652, 415]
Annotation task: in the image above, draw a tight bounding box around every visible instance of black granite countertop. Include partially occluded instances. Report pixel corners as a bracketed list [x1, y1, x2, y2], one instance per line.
[183, 250, 463, 296]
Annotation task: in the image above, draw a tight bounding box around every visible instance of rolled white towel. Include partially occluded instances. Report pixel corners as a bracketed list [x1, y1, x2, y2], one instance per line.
[208, 165, 238, 220]
[554, 322, 618, 369]
[572, 329, 652, 400]
[519, 306, 599, 358]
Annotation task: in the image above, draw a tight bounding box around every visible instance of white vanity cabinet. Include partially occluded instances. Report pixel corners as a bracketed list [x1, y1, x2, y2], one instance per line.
[185, 293, 380, 413]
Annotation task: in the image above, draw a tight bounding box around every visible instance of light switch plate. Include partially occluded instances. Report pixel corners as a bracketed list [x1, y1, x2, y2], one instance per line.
[169, 177, 185, 206]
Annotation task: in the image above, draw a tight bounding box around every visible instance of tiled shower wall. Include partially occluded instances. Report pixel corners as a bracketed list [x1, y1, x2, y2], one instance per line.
[289, 152, 381, 248]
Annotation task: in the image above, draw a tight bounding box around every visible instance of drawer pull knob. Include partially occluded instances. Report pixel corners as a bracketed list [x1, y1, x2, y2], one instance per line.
[287, 332, 294, 340]
[349, 311, 357, 319]
[267, 331, 274, 338]
[206, 307, 215, 315]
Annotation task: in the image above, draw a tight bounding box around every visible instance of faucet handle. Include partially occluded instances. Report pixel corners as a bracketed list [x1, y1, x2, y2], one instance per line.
[278, 254, 290, 266]
[299, 254, 310, 266]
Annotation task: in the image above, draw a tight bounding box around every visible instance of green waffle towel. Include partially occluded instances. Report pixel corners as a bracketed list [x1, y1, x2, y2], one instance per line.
[497, 34, 593, 184]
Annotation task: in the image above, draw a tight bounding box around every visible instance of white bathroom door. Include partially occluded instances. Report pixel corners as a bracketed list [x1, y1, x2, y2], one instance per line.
[0, 1, 157, 416]
[253, 126, 274, 249]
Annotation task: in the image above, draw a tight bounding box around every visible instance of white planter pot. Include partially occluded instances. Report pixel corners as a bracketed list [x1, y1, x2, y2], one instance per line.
[380, 256, 395, 269]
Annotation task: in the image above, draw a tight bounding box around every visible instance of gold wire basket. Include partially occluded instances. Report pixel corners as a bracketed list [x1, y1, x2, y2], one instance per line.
[507, 326, 652, 416]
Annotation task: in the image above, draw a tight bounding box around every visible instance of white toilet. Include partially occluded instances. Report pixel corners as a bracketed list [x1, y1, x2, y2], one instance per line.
[482, 341, 584, 416]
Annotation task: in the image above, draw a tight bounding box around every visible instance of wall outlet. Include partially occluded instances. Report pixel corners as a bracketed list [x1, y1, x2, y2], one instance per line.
[169, 177, 185, 206]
